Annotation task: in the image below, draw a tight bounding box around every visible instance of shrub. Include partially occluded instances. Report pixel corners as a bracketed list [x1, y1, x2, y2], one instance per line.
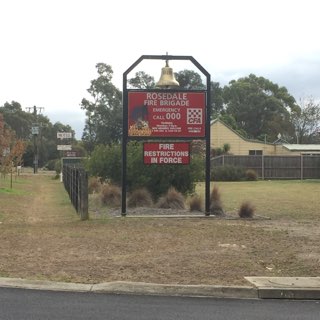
[246, 169, 258, 181]
[54, 160, 62, 174]
[85, 142, 204, 199]
[156, 187, 186, 209]
[238, 201, 255, 218]
[45, 159, 59, 171]
[100, 184, 121, 207]
[84, 144, 121, 183]
[211, 165, 246, 181]
[209, 186, 225, 216]
[222, 143, 230, 154]
[88, 176, 102, 194]
[189, 195, 203, 212]
[127, 188, 153, 208]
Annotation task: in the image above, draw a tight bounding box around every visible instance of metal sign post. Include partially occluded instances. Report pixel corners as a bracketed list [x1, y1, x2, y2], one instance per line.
[122, 55, 211, 216]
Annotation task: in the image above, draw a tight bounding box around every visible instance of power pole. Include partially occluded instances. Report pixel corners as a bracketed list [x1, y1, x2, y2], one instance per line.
[26, 106, 44, 174]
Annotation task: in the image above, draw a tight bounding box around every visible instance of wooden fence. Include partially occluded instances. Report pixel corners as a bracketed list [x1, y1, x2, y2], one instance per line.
[62, 164, 89, 220]
[211, 155, 320, 179]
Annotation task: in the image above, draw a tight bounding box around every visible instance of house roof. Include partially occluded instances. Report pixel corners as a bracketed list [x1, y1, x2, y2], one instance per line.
[210, 119, 274, 145]
[282, 144, 320, 151]
[211, 119, 320, 151]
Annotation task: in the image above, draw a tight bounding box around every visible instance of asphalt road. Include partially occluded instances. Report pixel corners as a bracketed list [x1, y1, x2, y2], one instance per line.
[0, 288, 319, 320]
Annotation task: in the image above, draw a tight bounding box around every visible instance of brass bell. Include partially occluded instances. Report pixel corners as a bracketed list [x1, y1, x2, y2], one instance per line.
[155, 60, 180, 88]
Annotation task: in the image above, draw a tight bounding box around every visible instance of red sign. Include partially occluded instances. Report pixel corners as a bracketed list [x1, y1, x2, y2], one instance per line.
[143, 142, 190, 165]
[128, 91, 206, 138]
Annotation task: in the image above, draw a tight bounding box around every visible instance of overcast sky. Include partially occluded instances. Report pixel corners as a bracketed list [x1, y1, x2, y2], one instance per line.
[1, 0, 319, 139]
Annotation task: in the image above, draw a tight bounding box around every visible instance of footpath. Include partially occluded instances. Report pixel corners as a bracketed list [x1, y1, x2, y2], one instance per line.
[0, 277, 320, 300]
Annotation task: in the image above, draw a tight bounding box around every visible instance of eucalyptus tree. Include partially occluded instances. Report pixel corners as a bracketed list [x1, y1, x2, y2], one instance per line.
[81, 63, 123, 153]
[0, 101, 33, 139]
[128, 71, 155, 89]
[292, 97, 320, 143]
[223, 74, 300, 141]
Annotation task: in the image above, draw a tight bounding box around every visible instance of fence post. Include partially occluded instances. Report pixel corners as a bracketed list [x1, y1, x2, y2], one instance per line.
[80, 169, 89, 221]
[301, 154, 303, 180]
[261, 155, 265, 180]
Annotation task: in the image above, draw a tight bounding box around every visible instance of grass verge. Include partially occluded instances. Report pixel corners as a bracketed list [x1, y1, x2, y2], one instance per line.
[0, 176, 319, 286]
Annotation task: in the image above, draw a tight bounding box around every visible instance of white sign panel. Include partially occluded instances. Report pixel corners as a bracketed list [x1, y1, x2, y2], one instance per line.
[57, 145, 72, 151]
[32, 126, 39, 135]
[57, 132, 72, 139]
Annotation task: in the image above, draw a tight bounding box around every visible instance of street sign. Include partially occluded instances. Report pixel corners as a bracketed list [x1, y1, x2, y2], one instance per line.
[143, 142, 190, 164]
[32, 126, 39, 135]
[128, 91, 206, 138]
[57, 132, 72, 139]
[57, 145, 72, 151]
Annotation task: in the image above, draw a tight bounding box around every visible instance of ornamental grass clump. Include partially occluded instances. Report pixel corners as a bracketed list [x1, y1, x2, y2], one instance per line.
[100, 184, 121, 207]
[189, 195, 203, 212]
[209, 186, 225, 216]
[88, 176, 102, 194]
[238, 201, 255, 218]
[156, 187, 186, 209]
[127, 188, 153, 208]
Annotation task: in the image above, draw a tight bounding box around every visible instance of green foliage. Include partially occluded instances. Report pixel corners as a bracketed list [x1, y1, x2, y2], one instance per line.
[45, 159, 59, 171]
[211, 143, 230, 157]
[211, 165, 246, 181]
[174, 70, 206, 90]
[210, 82, 224, 119]
[222, 143, 230, 154]
[85, 144, 122, 183]
[0, 101, 76, 167]
[81, 63, 122, 153]
[128, 71, 155, 89]
[292, 97, 320, 143]
[211, 147, 223, 157]
[218, 115, 248, 138]
[85, 142, 204, 199]
[222, 74, 299, 141]
[54, 159, 62, 174]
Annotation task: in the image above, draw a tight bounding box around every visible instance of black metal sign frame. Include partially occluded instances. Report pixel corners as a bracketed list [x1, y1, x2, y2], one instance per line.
[122, 55, 211, 215]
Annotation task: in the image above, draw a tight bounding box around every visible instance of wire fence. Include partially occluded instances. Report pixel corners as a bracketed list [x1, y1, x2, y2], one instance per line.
[62, 163, 88, 220]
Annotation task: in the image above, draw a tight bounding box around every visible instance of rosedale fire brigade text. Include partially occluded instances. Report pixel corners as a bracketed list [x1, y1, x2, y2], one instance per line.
[144, 92, 190, 107]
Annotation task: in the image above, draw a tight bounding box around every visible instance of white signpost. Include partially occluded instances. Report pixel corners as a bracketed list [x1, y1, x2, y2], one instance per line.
[57, 132, 72, 139]
[57, 145, 72, 151]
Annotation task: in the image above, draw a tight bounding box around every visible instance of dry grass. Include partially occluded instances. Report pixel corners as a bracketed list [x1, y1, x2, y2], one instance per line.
[196, 180, 320, 220]
[189, 195, 203, 212]
[88, 176, 102, 194]
[156, 187, 186, 209]
[209, 186, 225, 216]
[0, 175, 319, 286]
[238, 201, 255, 218]
[127, 188, 153, 208]
[100, 184, 121, 207]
